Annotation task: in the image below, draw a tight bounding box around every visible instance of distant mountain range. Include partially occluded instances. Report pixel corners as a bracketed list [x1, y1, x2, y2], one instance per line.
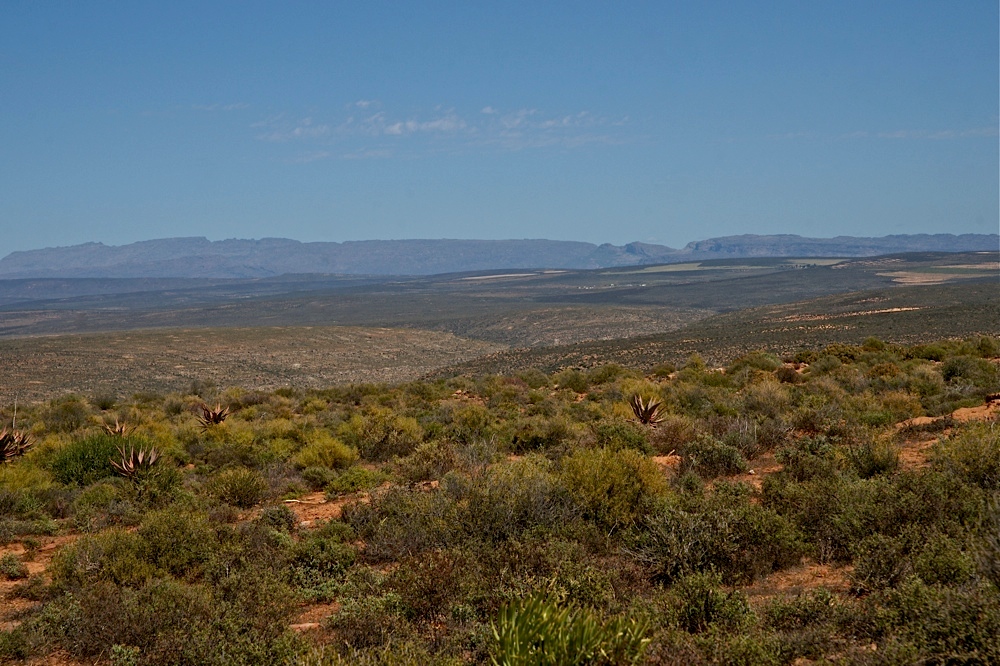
[0, 233, 995, 279]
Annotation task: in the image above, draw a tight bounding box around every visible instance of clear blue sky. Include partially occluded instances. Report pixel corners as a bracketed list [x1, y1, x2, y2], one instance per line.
[1, 1, 997, 254]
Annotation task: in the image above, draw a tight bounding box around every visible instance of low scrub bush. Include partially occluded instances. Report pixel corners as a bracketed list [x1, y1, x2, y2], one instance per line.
[0, 552, 28, 580]
[325, 466, 389, 495]
[48, 433, 144, 486]
[591, 419, 651, 454]
[635, 484, 806, 584]
[211, 467, 269, 508]
[394, 439, 458, 483]
[338, 408, 424, 461]
[845, 437, 899, 479]
[670, 572, 752, 633]
[932, 422, 1000, 489]
[560, 447, 666, 532]
[292, 431, 358, 470]
[679, 435, 748, 478]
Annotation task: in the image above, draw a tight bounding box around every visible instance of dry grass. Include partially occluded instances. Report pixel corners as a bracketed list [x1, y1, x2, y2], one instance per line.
[0, 325, 503, 403]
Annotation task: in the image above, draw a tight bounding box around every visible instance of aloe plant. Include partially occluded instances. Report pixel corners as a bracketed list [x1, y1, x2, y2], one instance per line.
[0, 427, 32, 463]
[110, 444, 160, 481]
[103, 417, 135, 437]
[628, 394, 664, 425]
[198, 403, 230, 428]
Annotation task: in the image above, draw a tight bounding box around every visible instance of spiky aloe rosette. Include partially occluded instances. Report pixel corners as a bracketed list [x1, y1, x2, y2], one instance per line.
[629, 394, 665, 425]
[0, 428, 32, 463]
[110, 444, 160, 481]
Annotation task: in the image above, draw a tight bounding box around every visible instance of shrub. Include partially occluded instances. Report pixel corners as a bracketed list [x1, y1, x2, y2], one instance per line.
[490, 593, 650, 666]
[258, 504, 298, 533]
[679, 435, 749, 478]
[395, 440, 457, 483]
[670, 572, 752, 633]
[553, 368, 589, 393]
[344, 487, 458, 561]
[211, 467, 269, 508]
[845, 437, 900, 479]
[292, 431, 359, 470]
[338, 408, 424, 461]
[49, 433, 145, 486]
[325, 467, 389, 495]
[560, 447, 666, 532]
[932, 422, 1000, 489]
[454, 456, 570, 544]
[137, 509, 215, 579]
[328, 592, 411, 649]
[635, 485, 806, 584]
[51, 529, 156, 589]
[510, 416, 576, 454]
[591, 419, 651, 454]
[389, 549, 467, 621]
[0, 552, 28, 580]
[290, 533, 356, 596]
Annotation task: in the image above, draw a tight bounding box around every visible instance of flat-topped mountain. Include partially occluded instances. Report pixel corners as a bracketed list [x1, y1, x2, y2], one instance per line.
[0, 233, 994, 278]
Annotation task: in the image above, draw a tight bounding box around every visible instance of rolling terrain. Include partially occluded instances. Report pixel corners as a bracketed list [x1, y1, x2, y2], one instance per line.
[0, 251, 994, 402]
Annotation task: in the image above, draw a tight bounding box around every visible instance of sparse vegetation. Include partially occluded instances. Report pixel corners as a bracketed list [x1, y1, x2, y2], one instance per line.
[0, 334, 997, 664]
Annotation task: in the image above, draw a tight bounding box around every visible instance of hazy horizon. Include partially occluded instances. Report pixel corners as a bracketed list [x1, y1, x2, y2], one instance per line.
[2, 2, 997, 256]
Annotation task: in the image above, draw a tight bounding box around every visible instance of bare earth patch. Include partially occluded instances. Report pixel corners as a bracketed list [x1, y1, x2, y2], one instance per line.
[742, 560, 853, 608]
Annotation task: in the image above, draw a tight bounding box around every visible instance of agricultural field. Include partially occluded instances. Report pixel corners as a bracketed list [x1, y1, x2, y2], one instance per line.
[1, 335, 999, 665]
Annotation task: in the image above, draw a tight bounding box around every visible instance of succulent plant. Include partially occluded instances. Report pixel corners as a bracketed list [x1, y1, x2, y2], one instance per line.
[0, 428, 33, 463]
[103, 417, 135, 437]
[110, 444, 161, 480]
[629, 394, 665, 425]
[198, 403, 230, 428]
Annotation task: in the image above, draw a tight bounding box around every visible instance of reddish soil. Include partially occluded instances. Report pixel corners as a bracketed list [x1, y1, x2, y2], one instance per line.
[1, 534, 77, 632]
[742, 559, 853, 607]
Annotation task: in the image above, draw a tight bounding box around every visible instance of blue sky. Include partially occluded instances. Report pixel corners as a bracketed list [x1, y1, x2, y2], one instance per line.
[1, 1, 997, 254]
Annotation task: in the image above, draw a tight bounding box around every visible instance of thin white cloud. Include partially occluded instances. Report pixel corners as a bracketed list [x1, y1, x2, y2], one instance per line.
[192, 102, 249, 112]
[256, 117, 332, 142]
[842, 127, 999, 140]
[253, 104, 629, 156]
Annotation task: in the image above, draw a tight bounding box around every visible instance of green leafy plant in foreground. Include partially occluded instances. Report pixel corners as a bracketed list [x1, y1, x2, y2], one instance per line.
[491, 594, 650, 666]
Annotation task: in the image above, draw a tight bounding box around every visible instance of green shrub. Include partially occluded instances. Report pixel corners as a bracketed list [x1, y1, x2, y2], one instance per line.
[395, 440, 457, 483]
[290, 533, 356, 596]
[510, 416, 576, 454]
[325, 467, 389, 495]
[292, 431, 358, 470]
[680, 435, 749, 478]
[591, 419, 651, 454]
[553, 368, 589, 393]
[137, 509, 215, 579]
[670, 572, 752, 633]
[338, 408, 424, 461]
[71, 480, 141, 532]
[560, 447, 666, 532]
[389, 549, 468, 621]
[845, 438, 899, 479]
[258, 504, 298, 533]
[932, 422, 1000, 489]
[344, 488, 458, 561]
[51, 529, 156, 589]
[49, 433, 145, 486]
[211, 467, 269, 508]
[0, 552, 28, 580]
[328, 592, 411, 649]
[490, 593, 649, 666]
[637, 485, 806, 584]
[453, 456, 570, 544]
